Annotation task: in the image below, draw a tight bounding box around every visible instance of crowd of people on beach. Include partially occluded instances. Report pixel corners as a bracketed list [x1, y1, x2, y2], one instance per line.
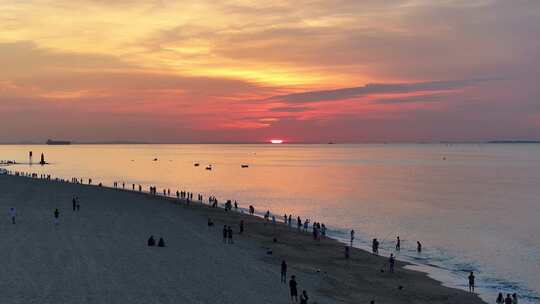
[2, 168, 522, 303]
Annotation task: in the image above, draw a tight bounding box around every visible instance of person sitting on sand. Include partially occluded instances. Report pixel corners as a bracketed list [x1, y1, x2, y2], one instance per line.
[223, 225, 227, 243]
[147, 235, 156, 246]
[158, 237, 165, 247]
[300, 290, 309, 304]
[389, 254, 395, 273]
[468, 272, 475, 292]
[281, 260, 287, 284]
[289, 275, 298, 303]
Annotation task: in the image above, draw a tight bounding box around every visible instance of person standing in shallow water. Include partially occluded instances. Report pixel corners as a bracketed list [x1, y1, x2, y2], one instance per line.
[350, 229, 355, 246]
[395, 236, 401, 251]
[280, 260, 287, 284]
[468, 272, 475, 293]
[417, 241, 422, 253]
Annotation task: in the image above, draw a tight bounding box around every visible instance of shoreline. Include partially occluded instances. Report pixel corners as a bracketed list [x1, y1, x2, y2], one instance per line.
[0, 170, 486, 303]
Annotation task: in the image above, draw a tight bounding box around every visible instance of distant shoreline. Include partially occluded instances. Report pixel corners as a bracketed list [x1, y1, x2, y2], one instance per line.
[0, 141, 539, 145]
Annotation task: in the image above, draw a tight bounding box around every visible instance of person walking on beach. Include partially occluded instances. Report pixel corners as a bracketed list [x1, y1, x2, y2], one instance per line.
[222, 225, 227, 243]
[389, 254, 395, 273]
[281, 260, 287, 283]
[395, 236, 401, 251]
[9, 207, 16, 224]
[72, 197, 77, 211]
[227, 226, 233, 244]
[372, 238, 379, 255]
[54, 208, 60, 225]
[300, 290, 309, 304]
[350, 229, 355, 246]
[468, 272, 475, 293]
[289, 275, 298, 303]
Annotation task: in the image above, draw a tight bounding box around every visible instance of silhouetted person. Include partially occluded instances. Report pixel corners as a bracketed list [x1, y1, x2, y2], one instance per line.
[239, 220, 244, 234]
[54, 208, 59, 225]
[289, 275, 298, 303]
[147, 235, 156, 246]
[417, 241, 422, 253]
[512, 293, 518, 304]
[505, 294, 513, 304]
[389, 254, 395, 273]
[207, 218, 214, 227]
[9, 207, 16, 224]
[496, 293, 504, 304]
[345, 246, 350, 259]
[395, 236, 400, 251]
[468, 272, 475, 292]
[300, 290, 309, 304]
[372, 238, 379, 255]
[223, 225, 227, 243]
[158, 237, 165, 247]
[350, 229, 355, 246]
[281, 260, 287, 283]
[72, 197, 76, 211]
[227, 226, 233, 244]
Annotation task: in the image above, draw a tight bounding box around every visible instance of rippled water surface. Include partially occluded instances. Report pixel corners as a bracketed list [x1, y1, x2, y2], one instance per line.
[2, 144, 539, 303]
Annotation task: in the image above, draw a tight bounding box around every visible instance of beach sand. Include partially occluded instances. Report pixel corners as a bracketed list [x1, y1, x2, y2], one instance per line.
[0, 174, 486, 304]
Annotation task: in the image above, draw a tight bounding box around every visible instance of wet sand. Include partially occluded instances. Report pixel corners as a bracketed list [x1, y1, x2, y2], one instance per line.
[0, 173, 486, 303]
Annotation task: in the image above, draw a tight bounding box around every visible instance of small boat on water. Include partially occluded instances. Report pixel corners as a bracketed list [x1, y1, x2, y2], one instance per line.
[194, 163, 200, 167]
[241, 164, 249, 168]
[205, 165, 212, 170]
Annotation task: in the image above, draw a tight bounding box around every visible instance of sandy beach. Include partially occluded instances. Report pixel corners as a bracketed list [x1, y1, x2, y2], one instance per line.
[0, 173, 486, 304]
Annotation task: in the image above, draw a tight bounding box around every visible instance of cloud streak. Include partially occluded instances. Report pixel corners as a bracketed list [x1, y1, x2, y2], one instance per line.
[269, 78, 498, 104]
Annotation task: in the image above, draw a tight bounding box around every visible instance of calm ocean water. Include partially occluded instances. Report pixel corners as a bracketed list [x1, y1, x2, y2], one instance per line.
[1, 143, 539, 303]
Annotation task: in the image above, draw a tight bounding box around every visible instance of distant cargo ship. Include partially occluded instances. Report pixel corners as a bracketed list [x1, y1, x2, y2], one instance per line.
[46, 139, 71, 145]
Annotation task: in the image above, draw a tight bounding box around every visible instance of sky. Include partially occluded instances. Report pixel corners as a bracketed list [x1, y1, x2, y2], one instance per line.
[0, 0, 539, 143]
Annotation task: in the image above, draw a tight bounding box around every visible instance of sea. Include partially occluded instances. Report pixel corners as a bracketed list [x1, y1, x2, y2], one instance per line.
[1, 143, 539, 303]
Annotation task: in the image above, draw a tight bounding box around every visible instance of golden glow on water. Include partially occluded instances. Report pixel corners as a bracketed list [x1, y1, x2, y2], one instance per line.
[2, 143, 540, 300]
